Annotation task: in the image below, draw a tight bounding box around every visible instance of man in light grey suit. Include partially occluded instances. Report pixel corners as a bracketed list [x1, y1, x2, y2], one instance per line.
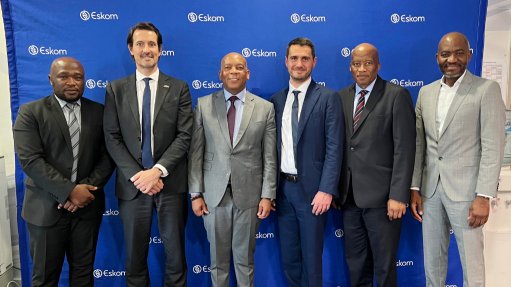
[188, 52, 277, 287]
[410, 32, 505, 286]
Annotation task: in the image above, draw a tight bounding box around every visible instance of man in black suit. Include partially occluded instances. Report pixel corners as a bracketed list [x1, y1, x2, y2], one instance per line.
[13, 57, 114, 286]
[103, 22, 192, 287]
[338, 43, 415, 286]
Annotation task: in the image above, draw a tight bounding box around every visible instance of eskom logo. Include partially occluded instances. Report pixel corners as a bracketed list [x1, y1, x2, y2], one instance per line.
[86, 79, 109, 89]
[102, 209, 119, 216]
[335, 229, 344, 238]
[28, 45, 67, 56]
[160, 50, 175, 57]
[149, 236, 163, 244]
[192, 80, 223, 90]
[188, 12, 224, 22]
[255, 232, 274, 239]
[396, 260, 414, 267]
[389, 79, 424, 87]
[390, 13, 426, 23]
[80, 10, 119, 21]
[290, 13, 326, 23]
[341, 47, 351, 58]
[192, 265, 211, 274]
[93, 269, 126, 278]
[241, 48, 277, 58]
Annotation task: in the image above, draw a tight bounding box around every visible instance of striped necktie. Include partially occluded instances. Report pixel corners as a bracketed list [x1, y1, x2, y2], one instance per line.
[65, 103, 80, 182]
[353, 89, 368, 130]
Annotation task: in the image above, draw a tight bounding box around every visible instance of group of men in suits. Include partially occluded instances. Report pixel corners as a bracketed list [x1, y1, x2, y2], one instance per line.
[13, 21, 504, 287]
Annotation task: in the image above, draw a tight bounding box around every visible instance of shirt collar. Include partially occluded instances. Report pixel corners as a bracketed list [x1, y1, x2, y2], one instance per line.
[440, 70, 467, 89]
[355, 78, 377, 95]
[288, 77, 312, 95]
[54, 95, 81, 108]
[136, 69, 160, 82]
[224, 88, 247, 103]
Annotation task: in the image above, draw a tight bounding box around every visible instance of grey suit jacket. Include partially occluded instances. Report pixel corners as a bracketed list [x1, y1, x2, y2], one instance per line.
[104, 72, 192, 200]
[188, 90, 277, 210]
[412, 71, 505, 200]
[13, 96, 114, 226]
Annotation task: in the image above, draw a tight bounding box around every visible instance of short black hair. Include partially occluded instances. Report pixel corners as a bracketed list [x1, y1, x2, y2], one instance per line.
[126, 22, 162, 48]
[286, 37, 316, 58]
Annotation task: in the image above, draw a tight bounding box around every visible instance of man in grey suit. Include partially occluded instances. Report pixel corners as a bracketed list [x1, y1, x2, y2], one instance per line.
[14, 57, 114, 286]
[188, 52, 277, 287]
[410, 32, 505, 286]
[104, 22, 192, 286]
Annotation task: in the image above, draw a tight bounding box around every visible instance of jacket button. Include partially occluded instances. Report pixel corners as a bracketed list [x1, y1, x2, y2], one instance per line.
[439, 157, 443, 160]
[350, 147, 355, 151]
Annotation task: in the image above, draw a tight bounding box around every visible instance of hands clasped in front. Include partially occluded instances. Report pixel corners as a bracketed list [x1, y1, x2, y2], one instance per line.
[131, 167, 164, 195]
[58, 184, 97, 213]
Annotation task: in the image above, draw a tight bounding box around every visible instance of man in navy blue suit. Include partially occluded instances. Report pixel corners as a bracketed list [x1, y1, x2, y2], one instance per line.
[271, 37, 344, 287]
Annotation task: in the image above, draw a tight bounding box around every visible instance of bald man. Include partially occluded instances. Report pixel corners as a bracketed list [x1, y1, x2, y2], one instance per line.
[188, 52, 277, 287]
[13, 57, 114, 286]
[338, 43, 416, 286]
[410, 32, 505, 287]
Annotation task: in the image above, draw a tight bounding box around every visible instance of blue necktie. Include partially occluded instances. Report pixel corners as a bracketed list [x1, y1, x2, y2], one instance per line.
[142, 78, 153, 168]
[291, 90, 300, 165]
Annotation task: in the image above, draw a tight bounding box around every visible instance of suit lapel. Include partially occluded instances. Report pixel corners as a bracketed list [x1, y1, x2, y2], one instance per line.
[125, 75, 141, 133]
[297, 82, 320, 141]
[154, 74, 171, 121]
[345, 85, 356, 137]
[439, 72, 473, 139]
[213, 91, 232, 147]
[233, 92, 255, 148]
[430, 81, 441, 140]
[353, 77, 384, 135]
[48, 96, 72, 154]
[78, 99, 90, 161]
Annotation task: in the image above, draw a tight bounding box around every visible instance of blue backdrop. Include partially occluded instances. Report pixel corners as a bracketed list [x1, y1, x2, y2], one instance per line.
[2, 0, 488, 286]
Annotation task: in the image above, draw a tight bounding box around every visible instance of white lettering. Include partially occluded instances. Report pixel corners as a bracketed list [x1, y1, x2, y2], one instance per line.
[300, 14, 326, 22]
[39, 46, 67, 55]
[400, 15, 426, 23]
[91, 12, 119, 20]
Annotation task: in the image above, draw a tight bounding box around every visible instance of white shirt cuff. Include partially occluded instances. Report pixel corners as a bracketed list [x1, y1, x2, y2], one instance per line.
[154, 164, 168, 177]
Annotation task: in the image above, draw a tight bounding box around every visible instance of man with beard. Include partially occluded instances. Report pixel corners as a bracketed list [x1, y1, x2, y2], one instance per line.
[271, 37, 343, 287]
[103, 22, 192, 286]
[410, 32, 505, 286]
[188, 52, 276, 287]
[13, 57, 114, 286]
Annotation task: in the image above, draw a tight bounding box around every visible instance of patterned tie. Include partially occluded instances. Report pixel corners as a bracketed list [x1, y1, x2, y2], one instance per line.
[227, 96, 238, 145]
[353, 89, 368, 130]
[65, 103, 80, 182]
[291, 90, 300, 165]
[141, 78, 153, 168]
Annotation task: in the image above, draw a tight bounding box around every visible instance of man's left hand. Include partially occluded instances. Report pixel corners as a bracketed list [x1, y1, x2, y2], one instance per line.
[311, 191, 332, 216]
[468, 196, 490, 228]
[257, 198, 272, 219]
[387, 199, 407, 220]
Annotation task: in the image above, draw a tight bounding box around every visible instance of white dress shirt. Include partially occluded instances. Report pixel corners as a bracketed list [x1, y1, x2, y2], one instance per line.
[280, 77, 311, 174]
[352, 79, 377, 116]
[135, 69, 168, 177]
[436, 71, 466, 134]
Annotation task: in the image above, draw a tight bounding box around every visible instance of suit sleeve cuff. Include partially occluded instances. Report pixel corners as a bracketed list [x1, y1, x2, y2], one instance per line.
[154, 164, 168, 177]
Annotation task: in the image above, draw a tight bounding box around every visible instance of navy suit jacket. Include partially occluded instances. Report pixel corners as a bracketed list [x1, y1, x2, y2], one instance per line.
[271, 80, 344, 201]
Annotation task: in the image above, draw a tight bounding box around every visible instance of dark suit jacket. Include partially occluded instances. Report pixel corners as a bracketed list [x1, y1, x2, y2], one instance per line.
[271, 80, 343, 200]
[338, 76, 416, 208]
[103, 72, 192, 200]
[13, 95, 114, 226]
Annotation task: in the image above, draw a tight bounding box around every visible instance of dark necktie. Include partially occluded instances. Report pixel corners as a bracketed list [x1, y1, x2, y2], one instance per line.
[65, 103, 80, 182]
[141, 78, 153, 168]
[291, 90, 300, 164]
[353, 89, 368, 130]
[227, 96, 238, 145]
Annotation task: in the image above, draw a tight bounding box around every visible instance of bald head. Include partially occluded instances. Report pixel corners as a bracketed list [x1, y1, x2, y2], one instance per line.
[48, 57, 85, 102]
[436, 32, 472, 86]
[438, 32, 470, 52]
[350, 43, 380, 89]
[219, 52, 250, 95]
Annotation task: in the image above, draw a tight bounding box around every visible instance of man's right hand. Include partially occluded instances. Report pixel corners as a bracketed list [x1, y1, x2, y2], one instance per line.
[68, 184, 97, 208]
[410, 189, 423, 223]
[191, 197, 209, 216]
